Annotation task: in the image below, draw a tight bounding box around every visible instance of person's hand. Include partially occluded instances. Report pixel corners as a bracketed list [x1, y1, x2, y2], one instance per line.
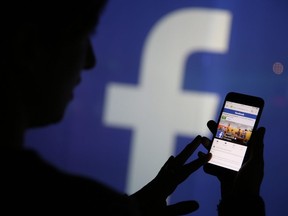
[201, 120, 266, 216]
[130, 135, 211, 216]
[201, 120, 265, 198]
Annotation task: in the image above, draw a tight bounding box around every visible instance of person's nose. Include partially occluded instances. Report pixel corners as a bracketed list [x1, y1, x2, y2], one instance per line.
[83, 39, 96, 70]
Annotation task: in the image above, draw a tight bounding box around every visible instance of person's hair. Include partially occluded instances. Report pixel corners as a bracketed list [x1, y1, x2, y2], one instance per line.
[0, 0, 108, 100]
[0, 0, 108, 36]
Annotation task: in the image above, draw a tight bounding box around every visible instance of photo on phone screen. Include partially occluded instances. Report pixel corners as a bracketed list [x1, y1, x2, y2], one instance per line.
[208, 100, 262, 171]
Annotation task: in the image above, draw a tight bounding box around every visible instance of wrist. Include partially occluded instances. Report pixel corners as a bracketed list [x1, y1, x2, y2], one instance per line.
[218, 195, 265, 216]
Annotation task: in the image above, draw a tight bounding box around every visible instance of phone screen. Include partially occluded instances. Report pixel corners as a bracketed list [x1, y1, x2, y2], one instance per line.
[208, 100, 261, 171]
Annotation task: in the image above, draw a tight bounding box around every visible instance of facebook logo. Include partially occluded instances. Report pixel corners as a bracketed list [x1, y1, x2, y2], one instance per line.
[103, 8, 231, 194]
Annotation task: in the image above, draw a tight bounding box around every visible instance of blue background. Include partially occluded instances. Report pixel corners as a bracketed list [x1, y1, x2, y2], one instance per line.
[25, 1, 288, 215]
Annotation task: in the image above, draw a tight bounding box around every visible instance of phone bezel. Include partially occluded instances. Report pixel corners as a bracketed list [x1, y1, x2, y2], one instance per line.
[204, 92, 264, 176]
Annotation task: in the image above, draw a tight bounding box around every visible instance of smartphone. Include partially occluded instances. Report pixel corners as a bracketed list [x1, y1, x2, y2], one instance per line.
[204, 92, 264, 175]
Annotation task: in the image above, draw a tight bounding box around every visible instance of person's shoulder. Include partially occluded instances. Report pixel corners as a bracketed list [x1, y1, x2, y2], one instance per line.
[1, 148, 139, 214]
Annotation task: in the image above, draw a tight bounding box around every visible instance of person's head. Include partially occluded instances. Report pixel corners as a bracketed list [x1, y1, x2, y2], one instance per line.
[0, 0, 108, 128]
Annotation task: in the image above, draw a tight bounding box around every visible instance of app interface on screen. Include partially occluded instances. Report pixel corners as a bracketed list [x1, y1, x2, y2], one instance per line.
[209, 101, 260, 171]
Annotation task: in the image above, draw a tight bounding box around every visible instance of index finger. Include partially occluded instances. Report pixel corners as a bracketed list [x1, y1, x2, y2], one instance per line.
[178, 152, 212, 182]
[173, 135, 202, 167]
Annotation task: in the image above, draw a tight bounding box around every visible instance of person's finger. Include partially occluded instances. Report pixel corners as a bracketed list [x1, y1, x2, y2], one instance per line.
[173, 135, 202, 166]
[179, 152, 211, 181]
[198, 151, 208, 157]
[201, 136, 211, 150]
[185, 152, 211, 172]
[247, 127, 265, 162]
[165, 201, 199, 216]
[207, 120, 217, 135]
[252, 127, 265, 160]
[162, 155, 175, 168]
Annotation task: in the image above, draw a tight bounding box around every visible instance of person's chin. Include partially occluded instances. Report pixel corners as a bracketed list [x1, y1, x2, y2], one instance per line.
[29, 115, 64, 128]
[28, 107, 67, 128]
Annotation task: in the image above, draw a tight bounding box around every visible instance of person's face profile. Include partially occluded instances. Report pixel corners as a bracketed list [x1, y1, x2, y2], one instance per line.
[24, 33, 96, 127]
[1, 1, 106, 129]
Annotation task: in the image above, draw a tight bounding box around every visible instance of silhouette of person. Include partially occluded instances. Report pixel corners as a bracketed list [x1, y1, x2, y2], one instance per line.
[0, 1, 212, 215]
[0, 0, 265, 215]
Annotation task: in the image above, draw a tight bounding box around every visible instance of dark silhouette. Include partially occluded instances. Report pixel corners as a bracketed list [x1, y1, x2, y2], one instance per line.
[0, 0, 265, 215]
[0, 0, 211, 215]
